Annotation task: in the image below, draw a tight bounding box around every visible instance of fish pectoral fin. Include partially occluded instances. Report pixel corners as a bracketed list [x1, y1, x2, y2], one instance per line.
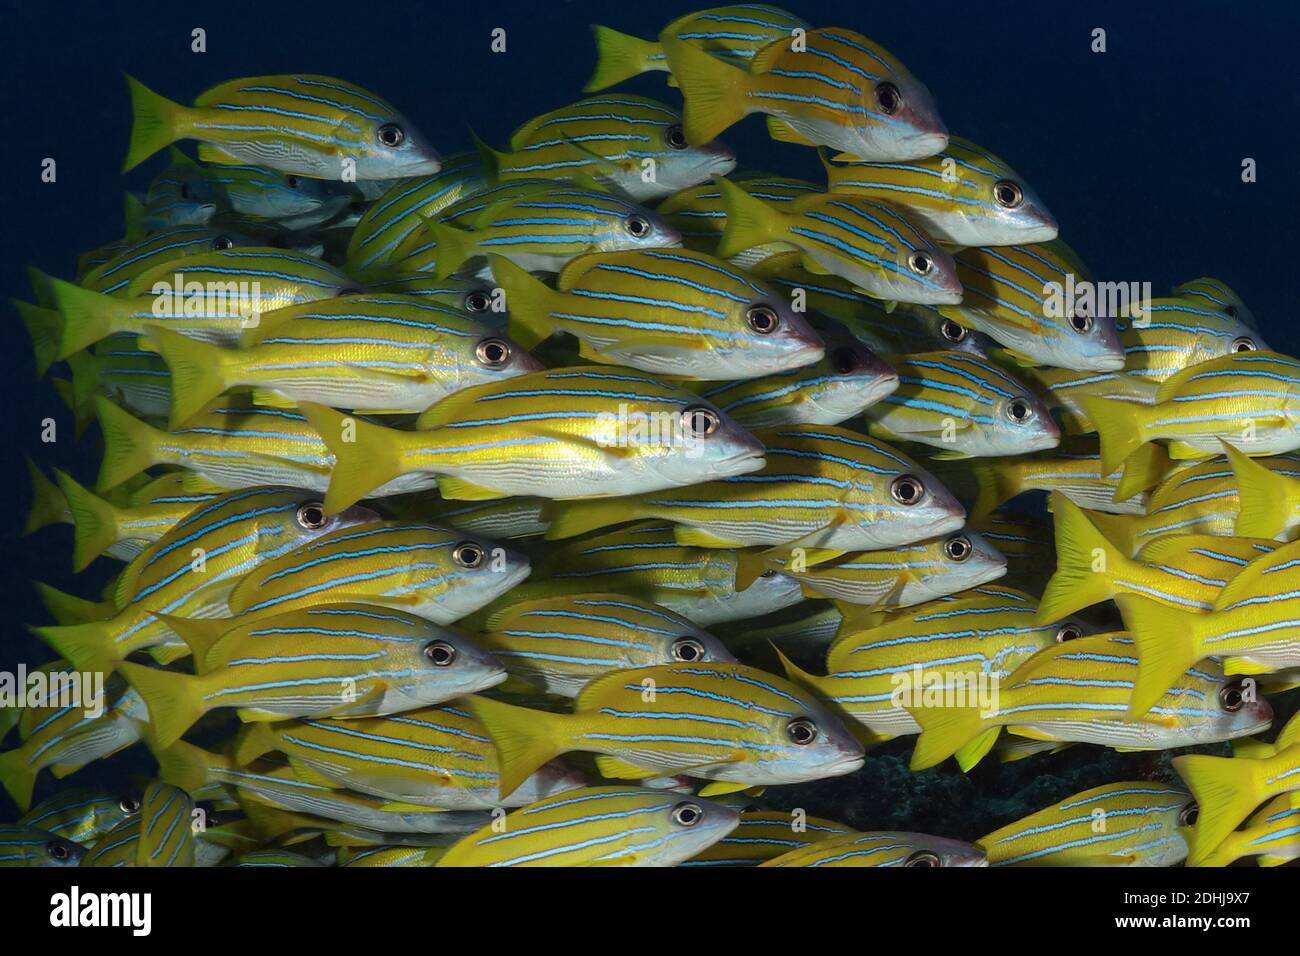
[1222, 658, 1272, 676]
[766, 117, 817, 146]
[673, 526, 747, 549]
[929, 450, 974, 461]
[1005, 725, 1058, 741]
[695, 780, 757, 798]
[436, 477, 510, 501]
[593, 756, 663, 780]
[378, 801, 449, 813]
[313, 684, 387, 718]
[798, 254, 833, 276]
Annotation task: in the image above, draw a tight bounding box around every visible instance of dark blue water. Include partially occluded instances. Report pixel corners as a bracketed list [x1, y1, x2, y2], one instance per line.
[1, 0, 1296, 828]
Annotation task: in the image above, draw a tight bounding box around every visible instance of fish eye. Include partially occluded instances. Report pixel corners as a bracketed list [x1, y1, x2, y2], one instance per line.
[1055, 623, 1082, 643]
[759, 569, 777, 578]
[119, 796, 141, 814]
[212, 235, 234, 251]
[940, 318, 967, 343]
[665, 124, 688, 150]
[1006, 398, 1034, 424]
[874, 81, 902, 115]
[908, 251, 934, 276]
[671, 637, 706, 662]
[475, 337, 512, 369]
[832, 347, 860, 374]
[625, 215, 652, 238]
[944, 535, 972, 562]
[424, 640, 457, 666]
[1231, 336, 1257, 353]
[377, 123, 406, 148]
[905, 850, 942, 867]
[746, 304, 780, 334]
[671, 801, 703, 827]
[1068, 312, 1094, 333]
[286, 175, 300, 189]
[452, 541, 485, 568]
[681, 405, 720, 438]
[1178, 801, 1199, 826]
[47, 841, 71, 861]
[993, 180, 1024, 209]
[1218, 679, 1247, 712]
[295, 502, 328, 530]
[890, 474, 924, 505]
[465, 290, 492, 313]
[786, 717, 817, 745]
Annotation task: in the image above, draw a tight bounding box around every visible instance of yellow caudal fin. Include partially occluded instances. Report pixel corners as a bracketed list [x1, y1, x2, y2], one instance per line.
[660, 35, 749, 145]
[1085, 509, 1141, 558]
[1036, 493, 1125, 622]
[542, 497, 637, 540]
[232, 722, 280, 766]
[1173, 753, 1266, 865]
[14, 300, 63, 377]
[1115, 594, 1206, 718]
[488, 255, 559, 350]
[1079, 396, 1150, 474]
[297, 402, 405, 514]
[144, 325, 239, 429]
[123, 74, 185, 172]
[424, 220, 478, 280]
[1114, 441, 1170, 503]
[0, 746, 40, 813]
[772, 646, 832, 701]
[465, 694, 569, 799]
[714, 177, 783, 259]
[151, 739, 220, 793]
[152, 613, 229, 673]
[117, 662, 204, 750]
[906, 697, 986, 771]
[94, 396, 162, 492]
[30, 618, 121, 674]
[969, 460, 1020, 519]
[954, 727, 1001, 772]
[54, 470, 124, 572]
[1224, 441, 1297, 540]
[24, 457, 67, 536]
[32, 582, 110, 625]
[48, 277, 121, 359]
[584, 25, 659, 91]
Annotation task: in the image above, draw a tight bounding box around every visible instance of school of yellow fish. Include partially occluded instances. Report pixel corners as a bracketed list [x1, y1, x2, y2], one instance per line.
[4, 5, 1298, 868]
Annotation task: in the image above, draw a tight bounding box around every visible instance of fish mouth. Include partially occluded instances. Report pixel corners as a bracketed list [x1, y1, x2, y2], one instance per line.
[821, 754, 866, 777]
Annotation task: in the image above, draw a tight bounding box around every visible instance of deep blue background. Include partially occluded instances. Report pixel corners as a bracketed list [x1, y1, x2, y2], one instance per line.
[0, 1, 1296, 818]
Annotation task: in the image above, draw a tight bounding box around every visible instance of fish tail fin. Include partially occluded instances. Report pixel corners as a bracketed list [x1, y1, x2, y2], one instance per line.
[733, 549, 772, 592]
[466, 127, 506, 179]
[232, 722, 279, 766]
[1037, 493, 1124, 621]
[0, 746, 39, 813]
[1224, 441, 1296, 539]
[123, 74, 184, 172]
[466, 694, 567, 799]
[906, 697, 986, 771]
[152, 739, 219, 793]
[1114, 441, 1169, 502]
[542, 497, 636, 540]
[714, 177, 781, 258]
[661, 34, 748, 145]
[1079, 396, 1150, 473]
[424, 220, 478, 280]
[48, 278, 118, 358]
[145, 324, 236, 428]
[1085, 509, 1140, 558]
[1115, 594, 1206, 718]
[954, 727, 1001, 773]
[32, 581, 106, 626]
[1173, 753, 1265, 864]
[55, 469, 123, 572]
[14, 299, 63, 377]
[489, 255, 558, 350]
[152, 613, 227, 673]
[772, 646, 827, 698]
[23, 457, 67, 536]
[584, 25, 659, 91]
[117, 661, 204, 750]
[297, 402, 403, 514]
[31, 619, 120, 674]
[94, 396, 161, 492]
[970, 460, 1019, 519]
